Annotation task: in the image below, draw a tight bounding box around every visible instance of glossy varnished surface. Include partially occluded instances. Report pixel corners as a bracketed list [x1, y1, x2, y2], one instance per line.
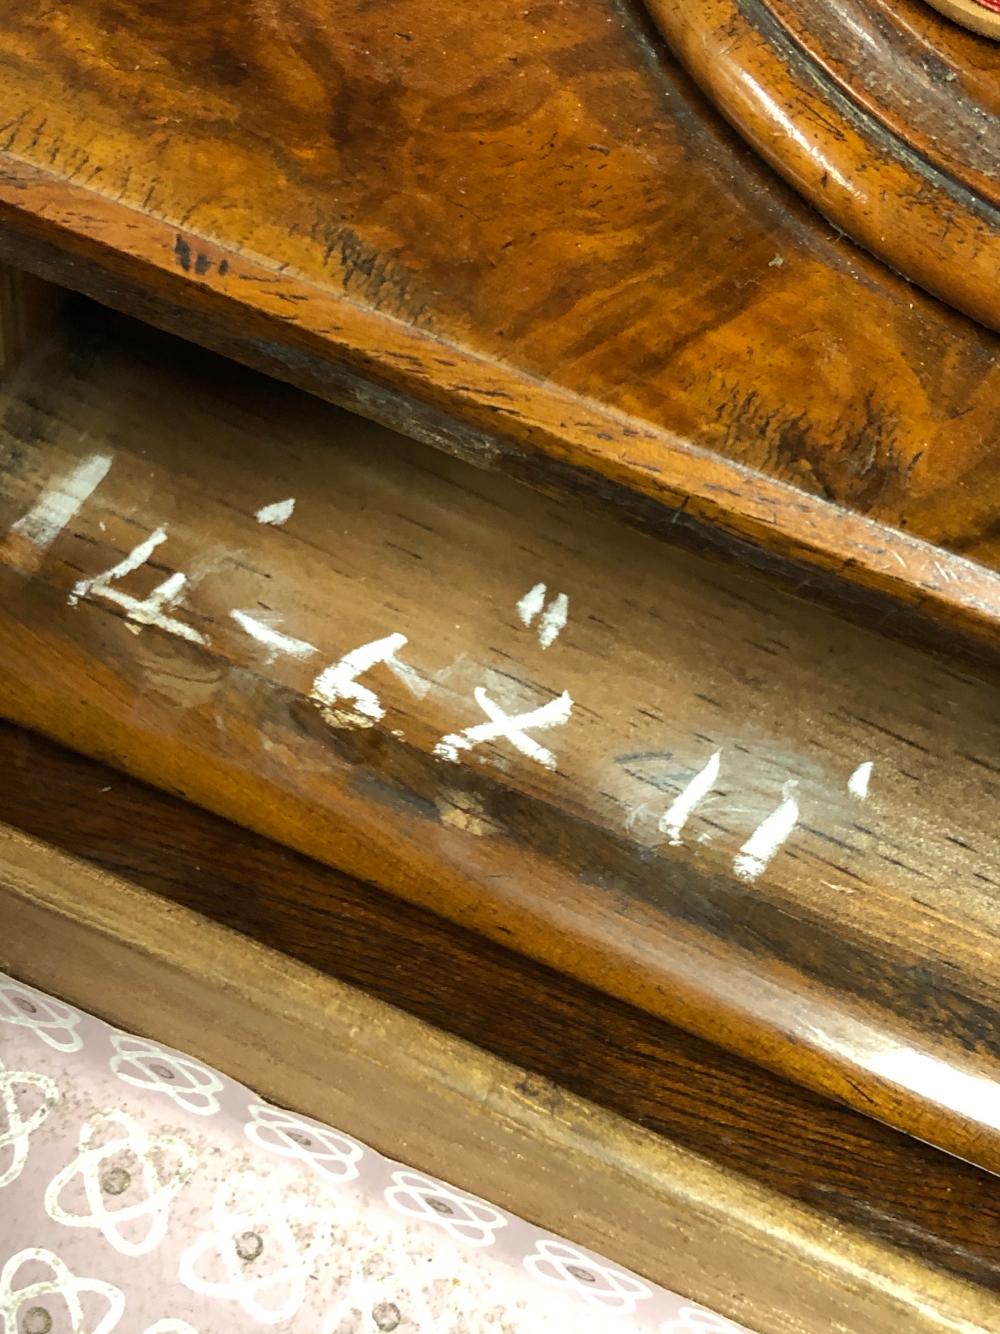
[765, 0, 1000, 202]
[6, 7, 1000, 655]
[7, 304, 1000, 1174]
[648, 0, 1000, 332]
[4, 717, 1000, 1300]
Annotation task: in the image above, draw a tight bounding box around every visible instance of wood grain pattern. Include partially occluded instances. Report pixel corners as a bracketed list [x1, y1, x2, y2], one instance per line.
[5, 715, 1000, 1297]
[7, 302, 1000, 1176]
[3, 820, 1000, 1334]
[6, 5, 1000, 657]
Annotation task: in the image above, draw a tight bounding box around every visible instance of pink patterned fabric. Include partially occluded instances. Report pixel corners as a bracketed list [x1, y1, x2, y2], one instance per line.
[0, 970, 751, 1334]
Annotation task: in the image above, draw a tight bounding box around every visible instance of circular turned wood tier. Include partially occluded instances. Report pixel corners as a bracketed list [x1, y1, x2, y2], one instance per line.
[925, 0, 1000, 41]
[646, 0, 1000, 331]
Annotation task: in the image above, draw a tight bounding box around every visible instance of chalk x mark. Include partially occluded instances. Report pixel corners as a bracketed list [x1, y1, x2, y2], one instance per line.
[435, 688, 573, 770]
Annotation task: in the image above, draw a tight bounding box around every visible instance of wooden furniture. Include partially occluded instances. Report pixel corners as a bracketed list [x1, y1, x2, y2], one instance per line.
[6, 0, 1000, 667]
[5, 716, 1000, 1305]
[4, 291, 1000, 1183]
[649, 0, 1000, 329]
[5, 1, 1000, 1323]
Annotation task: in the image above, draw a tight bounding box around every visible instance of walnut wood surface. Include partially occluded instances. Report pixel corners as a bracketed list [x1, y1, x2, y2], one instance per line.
[0, 265, 59, 379]
[7, 6, 1000, 658]
[7, 302, 1000, 1176]
[4, 715, 1000, 1298]
[4, 821, 1000, 1334]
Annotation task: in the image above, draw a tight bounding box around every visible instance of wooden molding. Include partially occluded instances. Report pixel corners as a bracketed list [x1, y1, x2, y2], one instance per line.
[646, 0, 1000, 333]
[2, 820, 999, 1334]
[6, 305, 1000, 1179]
[923, 0, 1000, 41]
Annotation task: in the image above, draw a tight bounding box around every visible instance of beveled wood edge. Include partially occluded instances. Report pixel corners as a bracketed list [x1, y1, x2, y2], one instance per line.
[646, 0, 1000, 332]
[3, 159, 1000, 675]
[0, 822, 995, 1334]
[923, 0, 1000, 40]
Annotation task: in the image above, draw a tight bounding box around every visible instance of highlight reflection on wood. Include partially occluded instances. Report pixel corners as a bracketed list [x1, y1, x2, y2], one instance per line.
[648, 0, 1000, 332]
[5, 301, 1000, 1176]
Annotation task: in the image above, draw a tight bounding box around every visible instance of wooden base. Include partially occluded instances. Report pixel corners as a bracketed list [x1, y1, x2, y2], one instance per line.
[2, 819, 998, 1334]
[4, 716, 1000, 1296]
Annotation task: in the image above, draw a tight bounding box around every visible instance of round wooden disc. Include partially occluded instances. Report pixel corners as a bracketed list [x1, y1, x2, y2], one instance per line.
[922, 0, 1000, 39]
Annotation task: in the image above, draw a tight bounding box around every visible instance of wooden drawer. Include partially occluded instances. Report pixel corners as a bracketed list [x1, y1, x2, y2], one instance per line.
[3, 262, 1000, 1330]
[3, 279, 1000, 1179]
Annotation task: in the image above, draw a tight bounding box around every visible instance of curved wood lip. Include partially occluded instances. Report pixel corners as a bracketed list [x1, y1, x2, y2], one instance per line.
[646, 0, 1000, 336]
[925, 0, 1000, 39]
[4, 149, 1000, 671]
[762, 0, 1000, 209]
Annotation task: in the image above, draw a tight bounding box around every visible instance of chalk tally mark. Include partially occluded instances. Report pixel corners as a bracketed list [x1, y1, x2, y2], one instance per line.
[659, 750, 721, 846]
[733, 780, 799, 883]
[310, 633, 428, 728]
[517, 582, 568, 648]
[230, 610, 317, 661]
[848, 761, 873, 800]
[8, 454, 113, 568]
[68, 528, 208, 646]
[435, 688, 573, 769]
[255, 498, 295, 526]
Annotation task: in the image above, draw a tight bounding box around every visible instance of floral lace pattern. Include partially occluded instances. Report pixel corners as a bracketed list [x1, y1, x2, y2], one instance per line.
[0, 971, 752, 1334]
